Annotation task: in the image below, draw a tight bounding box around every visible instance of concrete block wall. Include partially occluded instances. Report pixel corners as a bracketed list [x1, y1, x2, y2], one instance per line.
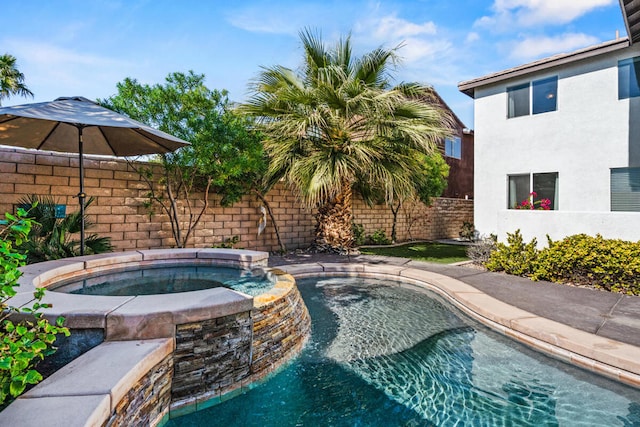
[352, 197, 474, 242]
[0, 147, 473, 250]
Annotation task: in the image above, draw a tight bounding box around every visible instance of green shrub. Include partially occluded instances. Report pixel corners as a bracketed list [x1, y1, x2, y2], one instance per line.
[485, 230, 538, 276]
[352, 223, 366, 247]
[532, 234, 640, 295]
[212, 235, 240, 249]
[17, 195, 113, 263]
[485, 231, 640, 295]
[1, 208, 70, 405]
[367, 229, 391, 245]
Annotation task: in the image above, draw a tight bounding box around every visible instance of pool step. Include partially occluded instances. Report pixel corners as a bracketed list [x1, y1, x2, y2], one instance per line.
[0, 338, 174, 427]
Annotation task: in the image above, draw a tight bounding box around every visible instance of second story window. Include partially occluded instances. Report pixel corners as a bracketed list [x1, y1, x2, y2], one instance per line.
[618, 57, 640, 99]
[507, 83, 529, 118]
[532, 76, 557, 114]
[445, 136, 462, 159]
[507, 76, 558, 118]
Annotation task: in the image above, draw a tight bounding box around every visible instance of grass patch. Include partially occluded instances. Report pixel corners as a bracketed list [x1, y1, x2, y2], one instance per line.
[360, 242, 469, 264]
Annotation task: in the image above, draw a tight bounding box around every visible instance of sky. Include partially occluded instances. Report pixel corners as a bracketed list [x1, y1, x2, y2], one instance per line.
[1, 0, 627, 128]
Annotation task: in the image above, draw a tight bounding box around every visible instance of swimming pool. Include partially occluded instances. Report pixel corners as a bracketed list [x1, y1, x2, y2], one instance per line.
[50, 264, 275, 297]
[167, 276, 640, 426]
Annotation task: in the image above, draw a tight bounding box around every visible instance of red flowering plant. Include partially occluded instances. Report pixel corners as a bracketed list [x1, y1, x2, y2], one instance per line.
[514, 192, 551, 210]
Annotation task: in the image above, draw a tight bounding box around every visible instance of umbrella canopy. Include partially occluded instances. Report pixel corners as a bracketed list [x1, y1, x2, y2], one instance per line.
[0, 96, 190, 254]
[0, 96, 188, 155]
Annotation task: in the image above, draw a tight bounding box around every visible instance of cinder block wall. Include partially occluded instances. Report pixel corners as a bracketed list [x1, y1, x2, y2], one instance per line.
[0, 147, 473, 251]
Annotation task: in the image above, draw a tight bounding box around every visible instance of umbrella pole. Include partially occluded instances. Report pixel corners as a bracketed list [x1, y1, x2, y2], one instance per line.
[78, 127, 86, 256]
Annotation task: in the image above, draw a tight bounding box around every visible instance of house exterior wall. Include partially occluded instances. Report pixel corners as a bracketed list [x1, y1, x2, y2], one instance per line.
[442, 130, 474, 200]
[473, 43, 640, 244]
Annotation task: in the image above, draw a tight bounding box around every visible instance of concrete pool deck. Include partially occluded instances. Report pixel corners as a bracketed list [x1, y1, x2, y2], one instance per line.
[270, 252, 640, 387]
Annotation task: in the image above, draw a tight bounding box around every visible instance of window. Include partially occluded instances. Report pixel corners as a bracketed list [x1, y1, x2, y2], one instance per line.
[611, 167, 640, 211]
[508, 174, 530, 208]
[618, 57, 640, 99]
[507, 76, 558, 118]
[445, 136, 462, 159]
[532, 77, 558, 114]
[508, 172, 558, 209]
[507, 83, 529, 118]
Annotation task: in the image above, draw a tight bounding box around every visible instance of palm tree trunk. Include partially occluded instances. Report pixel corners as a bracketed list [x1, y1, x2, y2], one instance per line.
[314, 180, 354, 252]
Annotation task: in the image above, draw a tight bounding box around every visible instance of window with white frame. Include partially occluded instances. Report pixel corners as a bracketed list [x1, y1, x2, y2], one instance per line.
[508, 172, 558, 210]
[507, 76, 558, 118]
[611, 167, 640, 211]
[444, 136, 462, 159]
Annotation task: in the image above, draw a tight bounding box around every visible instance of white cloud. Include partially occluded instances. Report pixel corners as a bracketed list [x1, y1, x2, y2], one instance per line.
[8, 40, 126, 68]
[396, 38, 452, 63]
[476, 0, 616, 29]
[372, 15, 437, 40]
[226, 9, 299, 35]
[354, 13, 449, 64]
[508, 33, 599, 60]
[2, 39, 133, 103]
[466, 32, 480, 43]
[225, 3, 332, 35]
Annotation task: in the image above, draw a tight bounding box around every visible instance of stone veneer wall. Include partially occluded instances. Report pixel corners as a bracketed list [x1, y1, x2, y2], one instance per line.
[172, 312, 253, 406]
[0, 146, 473, 251]
[104, 354, 174, 427]
[170, 283, 311, 411]
[250, 279, 311, 380]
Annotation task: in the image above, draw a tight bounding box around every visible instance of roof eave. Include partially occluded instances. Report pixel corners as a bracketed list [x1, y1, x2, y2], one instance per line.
[458, 38, 630, 99]
[621, 0, 640, 44]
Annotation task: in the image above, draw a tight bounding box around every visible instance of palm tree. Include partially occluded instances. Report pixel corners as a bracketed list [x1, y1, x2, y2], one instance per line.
[0, 54, 33, 106]
[17, 194, 113, 263]
[240, 29, 453, 252]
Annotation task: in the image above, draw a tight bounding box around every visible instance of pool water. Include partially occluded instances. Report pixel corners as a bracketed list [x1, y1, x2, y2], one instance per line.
[50, 265, 275, 296]
[167, 276, 640, 426]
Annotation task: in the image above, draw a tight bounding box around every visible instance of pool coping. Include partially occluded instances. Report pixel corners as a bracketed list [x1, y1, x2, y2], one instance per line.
[277, 262, 640, 388]
[8, 249, 272, 340]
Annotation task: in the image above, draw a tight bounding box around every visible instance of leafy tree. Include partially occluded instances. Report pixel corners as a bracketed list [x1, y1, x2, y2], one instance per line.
[392, 153, 449, 243]
[17, 195, 113, 263]
[240, 29, 452, 252]
[0, 208, 70, 405]
[358, 151, 448, 243]
[101, 71, 277, 248]
[0, 54, 33, 106]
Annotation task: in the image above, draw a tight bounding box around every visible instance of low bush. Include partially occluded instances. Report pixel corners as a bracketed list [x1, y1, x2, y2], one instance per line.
[532, 234, 640, 294]
[1, 208, 70, 405]
[366, 229, 391, 245]
[352, 223, 366, 247]
[212, 235, 240, 249]
[485, 230, 640, 295]
[17, 195, 113, 263]
[485, 230, 538, 276]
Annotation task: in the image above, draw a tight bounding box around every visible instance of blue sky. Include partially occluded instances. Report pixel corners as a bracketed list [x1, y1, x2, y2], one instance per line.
[1, 0, 626, 127]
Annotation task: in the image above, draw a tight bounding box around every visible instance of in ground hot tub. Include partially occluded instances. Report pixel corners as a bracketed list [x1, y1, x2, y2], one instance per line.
[11, 248, 280, 340]
[9, 248, 311, 416]
[50, 264, 276, 297]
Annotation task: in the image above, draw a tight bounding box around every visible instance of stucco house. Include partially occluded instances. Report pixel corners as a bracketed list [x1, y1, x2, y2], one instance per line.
[435, 92, 474, 200]
[457, 2, 640, 244]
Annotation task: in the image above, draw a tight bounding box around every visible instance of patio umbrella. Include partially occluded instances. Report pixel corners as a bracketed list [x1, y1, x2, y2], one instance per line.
[0, 96, 190, 255]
